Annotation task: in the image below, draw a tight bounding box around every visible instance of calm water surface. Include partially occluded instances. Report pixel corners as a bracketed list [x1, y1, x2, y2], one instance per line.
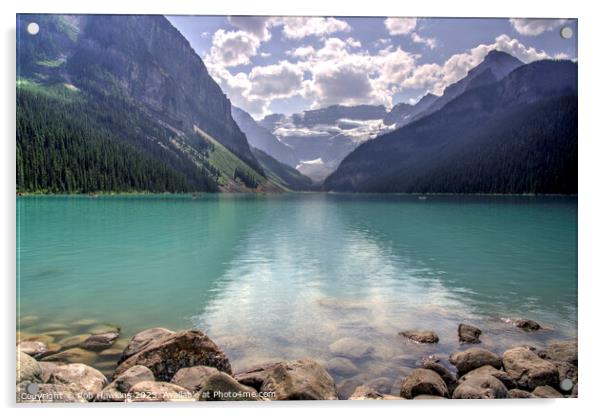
[16, 194, 577, 389]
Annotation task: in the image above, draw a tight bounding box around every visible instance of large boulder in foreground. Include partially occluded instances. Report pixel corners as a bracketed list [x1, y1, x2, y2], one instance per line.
[114, 330, 231, 381]
[502, 347, 559, 390]
[17, 351, 41, 384]
[260, 358, 338, 400]
[119, 327, 175, 363]
[452, 374, 508, 399]
[450, 348, 502, 375]
[399, 369, 448, 399]
[199, 372, 262, 401]
[399, 330, 439, 344]
[458, 324, 482, 344]
[50, 363, 108, 400]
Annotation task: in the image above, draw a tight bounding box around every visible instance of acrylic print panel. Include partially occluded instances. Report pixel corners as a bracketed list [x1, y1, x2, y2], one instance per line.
[16, 14, 577, 403]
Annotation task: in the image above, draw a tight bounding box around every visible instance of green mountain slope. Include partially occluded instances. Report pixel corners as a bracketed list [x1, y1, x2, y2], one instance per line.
[251, 148, 313, 191]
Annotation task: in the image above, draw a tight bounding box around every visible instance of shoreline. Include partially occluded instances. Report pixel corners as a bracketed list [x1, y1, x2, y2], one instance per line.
[16, 317, 578, 402]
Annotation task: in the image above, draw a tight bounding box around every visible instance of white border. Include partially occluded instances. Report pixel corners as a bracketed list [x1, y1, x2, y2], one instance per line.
[2, 1, 600, 415]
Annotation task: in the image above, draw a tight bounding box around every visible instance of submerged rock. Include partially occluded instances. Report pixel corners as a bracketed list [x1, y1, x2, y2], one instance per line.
[41, 348, 97, 365]
[399, 330, 439, 344]
[532, 385, 563, 398]
[502, 346, 559, 390]
[50, 363, 108, 400]
[515, 319, 541, 332]
[325, 357, 359, 377]
[260, 358, 338, 400]
[119, 327, 175, 363]
[449, 348, 502, 375]
[399, 369, 448, 399]
[349, 385, 403, 400]
[452, 374, 508, 399]
[458, 324, 482, 344]
[58, 334, 90, 349]
[17, 351, 41, 384]
[114, 330, 231, 381]
[328, 337, 373, 359]
[171, 365, 219, 393]
[199, 372, 262, 401]
[81, 332, 119, 351]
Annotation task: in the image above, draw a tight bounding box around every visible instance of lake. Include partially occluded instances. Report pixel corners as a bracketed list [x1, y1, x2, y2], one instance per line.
[16, 194, 577, 391]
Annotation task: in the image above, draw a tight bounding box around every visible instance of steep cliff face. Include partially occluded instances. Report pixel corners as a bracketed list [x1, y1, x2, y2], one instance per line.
[17, 14, 270, 193]
[64, 15, 260, 172]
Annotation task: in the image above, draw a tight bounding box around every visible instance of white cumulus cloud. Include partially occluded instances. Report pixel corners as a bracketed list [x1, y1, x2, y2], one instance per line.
[509, 18, 567, 36]
[384, 18, 417, 35]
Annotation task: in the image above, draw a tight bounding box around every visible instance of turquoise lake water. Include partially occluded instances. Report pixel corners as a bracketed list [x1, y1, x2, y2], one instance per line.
[16, 194, 577, 387]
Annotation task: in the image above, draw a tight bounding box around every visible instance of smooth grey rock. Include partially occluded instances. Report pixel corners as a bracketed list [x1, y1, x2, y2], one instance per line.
[458, 365, 516, 389]
[399, 368, 448, 399]
[199, 372, 261, 401]
[17, 351, 41, 384]
[452, 374, 508, 399]
[50, 363, 108, 400]
[260, 358, 338, 400]
[450, 348, 502, 375]
[422, 357, 458, 392]
[502, 346, 559, 390]
[171, 365, 219, 392]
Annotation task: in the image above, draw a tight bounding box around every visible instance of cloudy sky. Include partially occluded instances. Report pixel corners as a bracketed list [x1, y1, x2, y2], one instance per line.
[167, 16, 577, 118]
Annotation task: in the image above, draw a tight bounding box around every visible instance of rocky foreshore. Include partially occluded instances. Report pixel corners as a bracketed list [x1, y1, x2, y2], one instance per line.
[16, 318, 578, 402]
